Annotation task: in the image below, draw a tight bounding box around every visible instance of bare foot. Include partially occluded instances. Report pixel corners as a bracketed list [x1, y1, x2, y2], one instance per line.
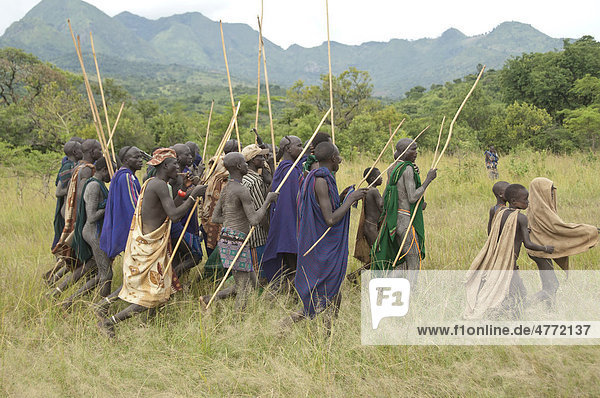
[198, 295, 209, 312]
[96, 319, 115, 339]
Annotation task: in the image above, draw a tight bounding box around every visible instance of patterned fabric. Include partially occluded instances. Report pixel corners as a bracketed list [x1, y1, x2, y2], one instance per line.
[218, 227, 252, 272]
[201, 156, 228, 249]
[52, 162, 95, 259]
[147, 147, 176, 166]
[241, 170, 268, 248]
[52, 159, 75, 249]
[119, 178, 175, 308]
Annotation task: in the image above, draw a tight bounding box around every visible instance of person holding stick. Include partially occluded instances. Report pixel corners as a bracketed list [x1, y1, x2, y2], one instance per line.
[99, 146, 143, 260]
[199, 152, 279, 310]
[287, 142, 367, 326]
[353, 167, 383, 265]
[52, 140, 83, 251]
[370, 138, 437, 288]
[261, 136, 304, 289]
[97, 148, 206, 338]
[61, 157, 113, 310]
[46, 139, 102, 287]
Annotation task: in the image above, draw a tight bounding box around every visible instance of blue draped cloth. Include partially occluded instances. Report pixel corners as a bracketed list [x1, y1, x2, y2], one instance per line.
[100, 167, 140, 258]
[295, 167, 351, 317]
[261, 159, 302, 281]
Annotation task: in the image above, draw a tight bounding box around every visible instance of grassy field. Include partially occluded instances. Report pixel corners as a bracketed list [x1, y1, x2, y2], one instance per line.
[1, 151, 600, 397]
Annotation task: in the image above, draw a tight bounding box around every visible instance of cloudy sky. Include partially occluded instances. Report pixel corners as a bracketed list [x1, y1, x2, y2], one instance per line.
[1, 0, 599, 48]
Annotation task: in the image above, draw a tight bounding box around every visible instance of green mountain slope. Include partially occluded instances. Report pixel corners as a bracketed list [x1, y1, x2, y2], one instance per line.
[0, 0, 566, 97]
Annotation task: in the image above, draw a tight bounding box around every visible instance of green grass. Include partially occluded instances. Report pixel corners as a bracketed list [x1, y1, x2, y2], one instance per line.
[1, 151, 600, 397]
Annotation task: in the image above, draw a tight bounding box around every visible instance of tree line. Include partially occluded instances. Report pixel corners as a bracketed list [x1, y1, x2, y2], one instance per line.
[0, 36, 599, 160]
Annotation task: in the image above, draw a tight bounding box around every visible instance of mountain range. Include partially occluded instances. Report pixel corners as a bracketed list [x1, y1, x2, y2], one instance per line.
[0, 0, 567, 97]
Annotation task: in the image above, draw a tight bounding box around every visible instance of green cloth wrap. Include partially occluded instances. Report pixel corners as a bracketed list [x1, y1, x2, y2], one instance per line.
[370, 161, 425, 270]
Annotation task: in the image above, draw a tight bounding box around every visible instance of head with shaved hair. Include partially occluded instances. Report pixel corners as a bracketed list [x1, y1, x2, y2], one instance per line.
[278, 135, 302, 161]
[223, 152, 248, 177]
[504, 183, 529, 209]
[492, 180, 510, 201]
[314, 141, 342, 172]
[224, 139, 239, 154]
[64, 140, 82, 161]
[82, 139, 103, 163]
[171, 143, 192, 167]
[394, 138, 417, 162]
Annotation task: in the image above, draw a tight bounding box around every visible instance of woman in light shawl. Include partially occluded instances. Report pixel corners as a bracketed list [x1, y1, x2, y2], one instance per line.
[527, 177, 599, 303]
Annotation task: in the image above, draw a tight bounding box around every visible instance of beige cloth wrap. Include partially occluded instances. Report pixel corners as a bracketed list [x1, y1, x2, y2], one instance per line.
[201, 156, 228, 249]
[464, 207, 518, 320]
[526, 177, 598, 270]
[119, 179, 173, 308]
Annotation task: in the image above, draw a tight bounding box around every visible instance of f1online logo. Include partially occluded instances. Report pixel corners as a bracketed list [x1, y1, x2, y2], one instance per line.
[369, 278, 411, 329]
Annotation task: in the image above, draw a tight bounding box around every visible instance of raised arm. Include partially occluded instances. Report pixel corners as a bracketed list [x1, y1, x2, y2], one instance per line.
[400, 166, 437, 204]
[156, 181, 205, 223]
[315, 178, 367, 227]
[518, 213, 554, 253]
[240, 189, 278, 226]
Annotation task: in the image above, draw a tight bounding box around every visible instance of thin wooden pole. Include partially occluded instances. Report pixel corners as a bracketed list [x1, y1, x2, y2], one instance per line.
[203, 100, 214, 161]
[254, 3, 264, 134]
[391, 67, 485, 269]
[202, 102, 240, 184]
[302, 119, 406, 257]
[205, 108, 332, 309]
[433, 116, 445, 167]
[68, 20, 114, 177]
[326, 0, 335, 144]
[90, 32, 115, 164]
[220, 21, 241, 152]
[106, 102, 125, 162]
[257, 17, 277, 168]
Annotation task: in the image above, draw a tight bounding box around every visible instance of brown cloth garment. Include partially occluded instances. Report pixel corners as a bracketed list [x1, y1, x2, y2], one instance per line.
[464, 207, 519, 320]
[526, 177, 598, 270]
[201, 156, 228, 250]
[52, 161, 95, 259]
[119, 179, 180, 308]
[353, 203, 371, 264]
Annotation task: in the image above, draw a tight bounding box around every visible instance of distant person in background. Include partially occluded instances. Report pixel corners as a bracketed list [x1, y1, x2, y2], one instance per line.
[485, 145, 499, 180]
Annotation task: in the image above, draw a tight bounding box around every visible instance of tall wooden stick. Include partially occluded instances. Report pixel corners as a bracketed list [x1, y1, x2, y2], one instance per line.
[355, 119, 405, 188]
[433, 116, 445, 167]
[90, 32, 115, 164]
[254, 2, 264, 133]
[365, 125, 430, 190]
[302, 119, 406, 257]
[164, 104, 240, 278]
[206, 108, 332, 309]
[68, 20, 114, 177]
[257, 17, 277, 168]
[325, 0, 335, 144]
[391, 68, 485, 269]
[203, 102, 240, 184]
[202, 100, 214, 162]
[220, 21, 241, 152]
[106, 102, 125, 162]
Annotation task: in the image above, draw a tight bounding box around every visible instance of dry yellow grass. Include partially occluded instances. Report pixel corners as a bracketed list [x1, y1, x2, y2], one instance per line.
[1, 151, 600, 397]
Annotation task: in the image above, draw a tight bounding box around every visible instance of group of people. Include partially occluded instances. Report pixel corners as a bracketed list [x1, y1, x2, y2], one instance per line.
[45, 130, 599, 337]
[465, 178, 599, 318]
[47, 132, 380, 336]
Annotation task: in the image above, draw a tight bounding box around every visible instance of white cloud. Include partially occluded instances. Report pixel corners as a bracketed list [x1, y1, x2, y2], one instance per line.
[0, 0, 598, 48]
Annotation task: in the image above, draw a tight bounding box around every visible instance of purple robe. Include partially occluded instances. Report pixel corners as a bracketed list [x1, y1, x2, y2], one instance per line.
[295, 167, 351, 317]
[261, 159, 302, 281]
[100, 167, 141, 258]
